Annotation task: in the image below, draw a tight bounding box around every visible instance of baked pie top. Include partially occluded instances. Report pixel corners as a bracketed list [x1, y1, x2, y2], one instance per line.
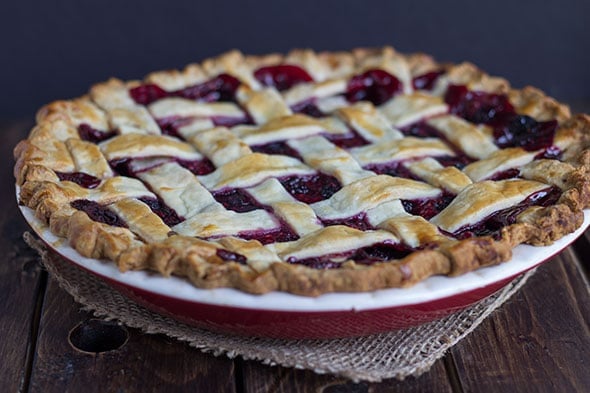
[15, 47, 590, 296]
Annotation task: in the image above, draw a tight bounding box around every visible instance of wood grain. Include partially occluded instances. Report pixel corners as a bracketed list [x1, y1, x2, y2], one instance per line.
[449, 252, 590, 393]
[0, 119, 46, 392]
[241, 358, 454, 393]
[27, 279, 237, 393]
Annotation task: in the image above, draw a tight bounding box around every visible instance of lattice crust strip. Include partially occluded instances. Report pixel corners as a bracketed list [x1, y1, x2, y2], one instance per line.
[15, 46, 590, 295]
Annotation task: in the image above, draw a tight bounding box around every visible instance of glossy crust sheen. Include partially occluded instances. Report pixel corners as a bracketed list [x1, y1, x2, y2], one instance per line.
[15, 47, 590, 296]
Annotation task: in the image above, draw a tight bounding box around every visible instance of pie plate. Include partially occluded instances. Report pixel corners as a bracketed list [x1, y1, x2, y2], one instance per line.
[19, 198, 590, 339]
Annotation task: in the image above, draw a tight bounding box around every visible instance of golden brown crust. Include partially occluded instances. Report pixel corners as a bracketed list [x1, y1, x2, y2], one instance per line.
[14, 47, 590, 296]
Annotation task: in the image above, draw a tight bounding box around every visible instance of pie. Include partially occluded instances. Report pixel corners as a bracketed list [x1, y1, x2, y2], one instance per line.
[15, 47, 590, 296]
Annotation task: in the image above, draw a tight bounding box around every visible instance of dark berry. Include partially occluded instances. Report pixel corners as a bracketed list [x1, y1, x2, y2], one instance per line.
[254, 64, 313, 91]
[345, 69, 403, 106]
[70, 200, 127, 228]
[175, 73, 241, 102]
[78, 124, 116, 144]
[492, 114, 558, 151]
[445, 84, 515, 124]
[412, 70, 444, 90]
[56, 172, 101, 189]
[129, 84, 169, 105]
[138, 197, 183, 226]
[279, 173, 341, 204]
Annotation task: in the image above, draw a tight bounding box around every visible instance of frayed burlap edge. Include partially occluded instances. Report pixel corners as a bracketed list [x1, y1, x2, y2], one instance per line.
[24, 232, 535, 382]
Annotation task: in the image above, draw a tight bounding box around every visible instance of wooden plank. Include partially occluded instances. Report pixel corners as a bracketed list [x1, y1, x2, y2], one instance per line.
[28, 278, 237, 393]
[0, 119, 46, 392]
[241, 357, 453, 393]
[449, 249, 590, 392]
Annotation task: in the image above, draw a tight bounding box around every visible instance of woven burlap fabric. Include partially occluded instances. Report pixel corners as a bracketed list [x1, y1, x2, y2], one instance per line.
[24, 232, 534, 382]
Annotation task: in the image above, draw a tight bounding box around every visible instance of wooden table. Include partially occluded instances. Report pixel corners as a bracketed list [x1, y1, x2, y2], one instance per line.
[2, 118, 589, 393]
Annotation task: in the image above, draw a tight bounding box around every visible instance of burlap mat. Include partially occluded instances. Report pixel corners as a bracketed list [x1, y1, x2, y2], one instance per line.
[24, 232, 534, 382]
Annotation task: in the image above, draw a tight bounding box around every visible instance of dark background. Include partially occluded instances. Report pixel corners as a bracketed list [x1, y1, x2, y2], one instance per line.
[2, 0, 589, 118]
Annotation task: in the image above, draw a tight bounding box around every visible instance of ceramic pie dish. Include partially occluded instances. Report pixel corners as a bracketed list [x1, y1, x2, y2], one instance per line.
[20, 202, 590, 338]
[14, 46, 590, 337]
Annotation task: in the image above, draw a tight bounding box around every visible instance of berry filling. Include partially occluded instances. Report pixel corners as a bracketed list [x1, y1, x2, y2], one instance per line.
[345, 69, 403, 106]
[211, 115, 254, 127]
[345, 70, 402, 105]
[109, 157, 215, 177]
[412, 70, 444, 91]
[400, 121, 443, 138]
[321, 213, 373, 231]
[177, 158, 216, 175]
[451, 186, 562, 239]
[288, 242, 413, 269]
[216, 249, 247, 264]
[364, 161, 420, 180]
[254, 64, 313, 91]
[129, 84, 169, 106]
[445, 84, 515, 124]
[238, 221, 299, 245]
[290, 99, 325, 118]
[156, 117, 192, 139]
[138, 197, 183, 226]
[492, 114, 558, 151]
[78, 124, 116, 144]
[175, 74, 241, 102]
[444, 85, 559, 150]
[434, 155, 474, 170]
[70, 200, 127, 228]
[129, 74, 241, 106]
[325, 130, 369, 148]
[250, 141, 303, 159]
[401, 193, 455, 220]
[279, 173, 342, 204]
[55, 171, 101, 189]
[212, 188, 262, 213]
[487, 168, 521, 181]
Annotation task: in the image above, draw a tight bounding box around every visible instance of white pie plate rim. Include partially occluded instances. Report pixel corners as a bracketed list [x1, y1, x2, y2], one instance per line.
[19, 198, 589, 312]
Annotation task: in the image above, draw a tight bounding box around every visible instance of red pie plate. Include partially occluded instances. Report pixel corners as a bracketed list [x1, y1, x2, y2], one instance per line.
[19, 201, 590, 339]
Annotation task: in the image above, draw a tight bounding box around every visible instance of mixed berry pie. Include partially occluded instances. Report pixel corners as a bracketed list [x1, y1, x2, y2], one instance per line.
[15, 47, 590, 296]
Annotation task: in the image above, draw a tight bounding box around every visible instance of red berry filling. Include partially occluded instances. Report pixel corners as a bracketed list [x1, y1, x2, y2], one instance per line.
[129, 74, 241, 106]
[254, 64, 313, 91]
[486, 168, 521, 181]
[156, 117, 192, 139]
[212, 188, 262, 213]
[251, 141, 303, 160]
[216, 249, 247, 264]
[70, 200, 127, 228]
[129, 84, 169, 106]
[345, 69, 403, 106]
[175, 74, 241, 102]
[401, 193, 455, 220]
[78, 124, 116, 144]
[400, 121, 444, 138]
[492, 114, 558, 151]
[138, 197, 183, 226]
[279, 173, 342, 204]
[434, 155, 474, 170]
[412, 70, 444, 91]
[445, 84, 515, 124]
[364, 161, 421, 180]
[288, 242, 413, 269]
[451, 186, 562, 239]
[290, 99, 325, 118]
[177, 158, 216, 175]
[238, 221, 299, 245]
[55, 172, 101, 189]
[321, 213, 373, 231]
[325, 129, 369, 148]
